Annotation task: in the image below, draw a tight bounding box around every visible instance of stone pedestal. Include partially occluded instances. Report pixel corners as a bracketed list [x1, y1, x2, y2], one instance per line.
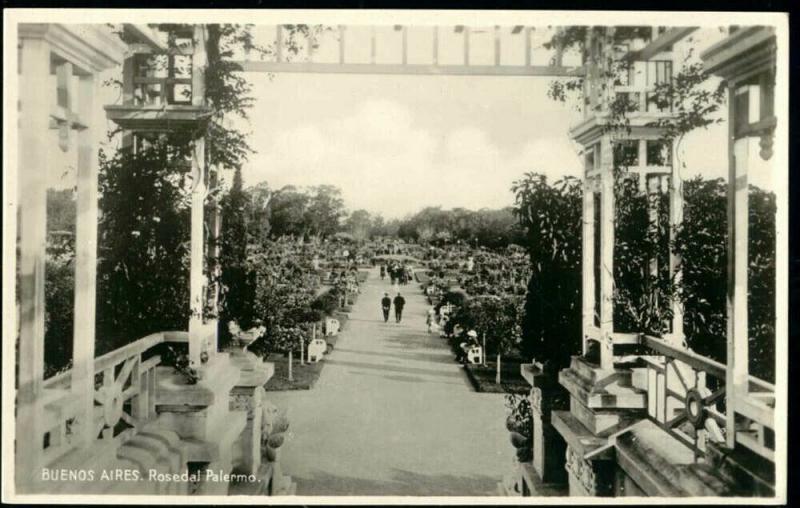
[502, 363, 569, 496]
[154, 353, 247, 491]
[522, 364, 568, 486]
[565, 445, 615, 496]
[552, 356, 647, 497]
[227, 349, 274, 477]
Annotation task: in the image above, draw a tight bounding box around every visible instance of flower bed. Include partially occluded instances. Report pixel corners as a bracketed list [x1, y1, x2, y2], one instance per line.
[462, 360, 530, 395]
[263, 355, 325, 391]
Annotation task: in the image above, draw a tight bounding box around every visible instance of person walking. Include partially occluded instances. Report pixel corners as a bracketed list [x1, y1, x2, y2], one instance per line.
[380, 264, 386, 280]
[381, 292, 392, 323]
[393, 292, 406, 323]
[426, 307, 436, 334]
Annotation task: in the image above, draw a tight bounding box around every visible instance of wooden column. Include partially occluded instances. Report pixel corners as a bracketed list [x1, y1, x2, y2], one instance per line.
[72, 72, 99, 445]
[433, 26, 439, 65]
[669, 141, 685, 344]
[120, 55, 135, 149]
[524, 27, 532, 66]
[209, 165, 222, 355]
[726, 84, 750, 446]
[582, 178, 596, 355]
[16, 35, 50, 487]
[275, 25, 283, 63]
[598, 137, 615, 370]
[189, 25, 208, 369]
[463, 26, 470, 66]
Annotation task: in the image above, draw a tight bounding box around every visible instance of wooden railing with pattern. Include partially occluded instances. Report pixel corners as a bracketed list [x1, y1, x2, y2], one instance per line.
[640, 334, 775, 463]
[36, 323, 217, 467]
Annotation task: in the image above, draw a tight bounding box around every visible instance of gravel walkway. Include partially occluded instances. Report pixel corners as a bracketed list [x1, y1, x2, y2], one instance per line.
[267, 267, 513, 496]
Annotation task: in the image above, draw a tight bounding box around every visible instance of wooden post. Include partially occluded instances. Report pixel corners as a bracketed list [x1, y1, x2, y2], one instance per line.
[401, 26, 408, 65]
[524, 27, 532, 66]
[599, 137, 615, 370]
[189, 25, 208, 370]
[300, 332, 305, 365]
[16, 35, 49, 489]
[463, 26, 471, 66]
[288, 351, 294, 381]
[370, 27, 376, 65]
[433, 26, 439, 65]
[647, 173, 660, 300]
[482, 333, 487, 366]
[338, 25, 345, 64]
[73, 72, 99, 446]
[209, 165, 222, 356]
[494, 26, 501, 66]
[726, 84, 750, 447]
[669, 141, 685, 344]
[276, 25, 283, 63]
[102, 367, 114, 440]
[496, 354, 502, 384]
[582, 178, 596, 354]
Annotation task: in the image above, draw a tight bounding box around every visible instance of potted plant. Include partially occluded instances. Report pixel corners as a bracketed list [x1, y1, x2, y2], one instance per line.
[504, 393, 533, 463]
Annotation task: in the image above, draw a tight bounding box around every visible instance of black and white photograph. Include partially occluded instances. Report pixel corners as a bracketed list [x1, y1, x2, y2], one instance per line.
[1, 8, 789, 504]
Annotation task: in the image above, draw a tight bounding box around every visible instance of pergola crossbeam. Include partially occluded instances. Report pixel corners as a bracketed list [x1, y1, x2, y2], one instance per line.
[232, 60, 582, 77]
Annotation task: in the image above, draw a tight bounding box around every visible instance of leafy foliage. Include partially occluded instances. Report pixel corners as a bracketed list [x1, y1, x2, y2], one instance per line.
[96, 143, 191, 353]
[512, 173, 583, 375]
[218, 167, 257, 346]
[674, 177, 776, 382]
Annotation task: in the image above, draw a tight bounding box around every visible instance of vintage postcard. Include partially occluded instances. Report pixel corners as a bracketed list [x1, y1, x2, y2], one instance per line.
[2, 8, 789, 505]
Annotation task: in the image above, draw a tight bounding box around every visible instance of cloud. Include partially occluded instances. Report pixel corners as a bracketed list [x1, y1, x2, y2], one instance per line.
[243, 98, 581, 218]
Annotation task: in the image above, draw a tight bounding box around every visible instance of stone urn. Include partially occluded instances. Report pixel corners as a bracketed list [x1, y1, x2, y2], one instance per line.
[261, 404, 290, 464]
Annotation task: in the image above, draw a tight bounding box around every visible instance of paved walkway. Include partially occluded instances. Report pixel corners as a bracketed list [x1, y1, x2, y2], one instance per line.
[267, 268, 513, 496]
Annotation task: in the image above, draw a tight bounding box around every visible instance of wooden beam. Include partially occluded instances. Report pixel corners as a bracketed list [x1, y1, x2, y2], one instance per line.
[16, 35, 49, 487]
[401, 26, 408, 65]
[370, 26, 376, 65]
[464, 26, 471, 66]
[72, 73, 99, 446]
[433, 26, 439, 65]
[494, 25, 501, 66]
[276, 25, 283, 63]
[525, 27, 532, 66]
[338, 25, 345, 64]
[233, 60, 583, 77]
[625, 27, 698, 62]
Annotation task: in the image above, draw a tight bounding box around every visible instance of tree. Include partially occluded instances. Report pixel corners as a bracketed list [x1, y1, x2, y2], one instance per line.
[304, 184, 346, 239]
[219, 167, 257, 344]
[267, 186, 310, 238]
[345, 209, 373, 242]
[471, 296, 524, 384]
[97, 143, 192, 353]
[512, 174, 583, 377]
[245, 181, 272, 245]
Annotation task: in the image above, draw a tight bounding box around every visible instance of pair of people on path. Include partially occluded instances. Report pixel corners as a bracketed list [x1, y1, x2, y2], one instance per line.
[381, 292, 406, 323]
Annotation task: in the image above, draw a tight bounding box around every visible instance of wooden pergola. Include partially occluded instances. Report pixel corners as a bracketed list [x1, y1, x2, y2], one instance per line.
[11, 21, 778, 495]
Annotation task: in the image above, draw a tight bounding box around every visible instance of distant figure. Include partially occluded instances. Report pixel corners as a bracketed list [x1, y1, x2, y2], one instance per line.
[380, 264, 386, 280]
[381, 292, 392, 323]
[393, 292, 406, 323]
[426, 307, 436, 334]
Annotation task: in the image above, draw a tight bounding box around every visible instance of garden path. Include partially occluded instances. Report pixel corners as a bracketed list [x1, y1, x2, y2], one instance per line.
[267, 267, 513, 496]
